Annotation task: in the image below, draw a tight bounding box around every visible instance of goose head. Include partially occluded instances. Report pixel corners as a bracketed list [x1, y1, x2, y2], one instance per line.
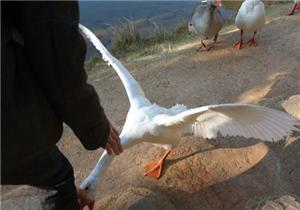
[79, 175, 98, 199]
[76, 169, 100, 209]
[188, 0, 222, 34]
[77, 150, 114, 209]
[188, 21, 197, 34]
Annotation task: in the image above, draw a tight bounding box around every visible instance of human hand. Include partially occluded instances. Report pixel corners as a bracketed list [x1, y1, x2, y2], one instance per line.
[105, 125, 123, 155]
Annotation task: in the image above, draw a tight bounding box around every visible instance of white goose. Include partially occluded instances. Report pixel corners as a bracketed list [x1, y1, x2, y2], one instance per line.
[77, 24, 299, 209]
[234, 0, 265, 49]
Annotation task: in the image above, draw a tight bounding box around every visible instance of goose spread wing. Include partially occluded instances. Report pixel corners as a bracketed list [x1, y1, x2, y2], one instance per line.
[155, 104, 299, 141]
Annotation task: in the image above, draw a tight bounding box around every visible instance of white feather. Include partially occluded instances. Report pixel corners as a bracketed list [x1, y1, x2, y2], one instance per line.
[235, 0, 265, 32]
[79, 24, 147, 107]
[155, 104, 298, 141]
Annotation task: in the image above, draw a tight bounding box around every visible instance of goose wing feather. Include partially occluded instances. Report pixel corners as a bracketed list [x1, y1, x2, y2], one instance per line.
[79, 24, 145, 106]
[156, 104, 299, 142]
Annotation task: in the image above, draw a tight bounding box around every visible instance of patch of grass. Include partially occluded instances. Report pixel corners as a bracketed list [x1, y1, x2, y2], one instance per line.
[222, 1, 243, 10]
[264, 1, 293, 18]
[151, 22, 167, 42]
[224, 15, 235, 27]
[109, 19, 193, 58]
[110, 18, 143, 56]
[85, 56, 101, 72]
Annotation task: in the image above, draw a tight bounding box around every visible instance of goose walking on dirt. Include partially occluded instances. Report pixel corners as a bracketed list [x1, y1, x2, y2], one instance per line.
[286, 0, 300, 16]
[188, 0, 224, 52]
[234, 0, 265, 49]
[77, 24, 299, 210]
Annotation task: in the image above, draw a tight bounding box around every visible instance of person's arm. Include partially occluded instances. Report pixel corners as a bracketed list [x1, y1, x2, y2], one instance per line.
[19, 2, 111, 150]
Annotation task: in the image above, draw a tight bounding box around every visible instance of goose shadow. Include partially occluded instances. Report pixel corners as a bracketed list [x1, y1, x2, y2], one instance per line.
[162, 136, 261, 175]
[161, 129, 299, 181]
[144, 138, 300, 210]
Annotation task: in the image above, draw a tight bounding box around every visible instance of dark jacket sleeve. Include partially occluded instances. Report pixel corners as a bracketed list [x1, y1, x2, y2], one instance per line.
[18, 2, 110, 150]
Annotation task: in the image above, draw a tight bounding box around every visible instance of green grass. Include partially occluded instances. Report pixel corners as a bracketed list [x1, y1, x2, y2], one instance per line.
[85, 56, 101, 70]
[110, 18, 143, 56]
[110, 19, 193, 58]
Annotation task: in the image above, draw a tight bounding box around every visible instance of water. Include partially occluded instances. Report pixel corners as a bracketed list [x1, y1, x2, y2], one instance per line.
[79, 1, 199, 31]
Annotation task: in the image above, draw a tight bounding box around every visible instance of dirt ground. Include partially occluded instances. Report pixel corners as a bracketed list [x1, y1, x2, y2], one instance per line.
[2, 9, 300, 210]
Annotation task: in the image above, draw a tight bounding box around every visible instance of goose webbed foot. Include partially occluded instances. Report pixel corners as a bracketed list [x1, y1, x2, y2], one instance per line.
[196, 40, 213, 52]
[286, 3, 300, 16]
[144, 150, 171, 179]
[196, 44, 213, 52]
[233, 40, 244, 50]
[247, 38, 257, 47]
[247, 31, 257, 47]
[77, 188, 95, 210]
[234, 30, 244, 50]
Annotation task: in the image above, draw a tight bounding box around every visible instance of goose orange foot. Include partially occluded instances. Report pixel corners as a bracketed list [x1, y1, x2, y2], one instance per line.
[144, 150, 171, 179]
[234, 40, 244, 50]
[197, 40, 213, 52]
[77, 188, 95, 210]
[197, 45, 213, 52]
[247, 38, 257, 47]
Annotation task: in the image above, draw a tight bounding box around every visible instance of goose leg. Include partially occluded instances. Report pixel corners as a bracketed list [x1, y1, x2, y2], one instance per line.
[213, 33, 219, 43]
[286, 3, 300, 16]
[197, 40, 211, 52]
[234, 30, 244, 50]
[144, 150, 171, 179]
[247, 31, 257, 47]
[77, 188, 95, 210]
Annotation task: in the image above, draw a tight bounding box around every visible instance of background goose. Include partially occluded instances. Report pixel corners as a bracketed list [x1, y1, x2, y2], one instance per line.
[188, 0, 224, 52]
[234, 0, 265, 49]
[287, 0, 300, 15]
[77, 24, 299, 210]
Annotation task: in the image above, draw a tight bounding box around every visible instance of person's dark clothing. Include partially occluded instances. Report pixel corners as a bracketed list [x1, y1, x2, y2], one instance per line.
[27, 146, 80, 210]
[1, 0, 109, 197]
